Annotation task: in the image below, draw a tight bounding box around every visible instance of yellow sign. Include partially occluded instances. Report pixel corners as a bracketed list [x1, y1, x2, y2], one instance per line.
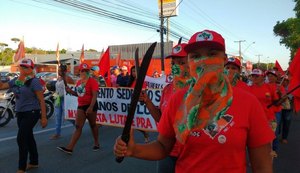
[158, 0, 178, 17]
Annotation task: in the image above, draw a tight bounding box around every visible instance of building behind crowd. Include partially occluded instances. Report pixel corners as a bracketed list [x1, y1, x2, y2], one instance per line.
[10, 42, 173, 76]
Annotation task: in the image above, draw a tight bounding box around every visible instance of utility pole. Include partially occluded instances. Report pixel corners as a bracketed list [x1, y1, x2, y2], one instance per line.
[166, 17, 170, 42]
[234, 40, 246, 61]
[256, 54, 263, 68]
[160, 0, 165, 74]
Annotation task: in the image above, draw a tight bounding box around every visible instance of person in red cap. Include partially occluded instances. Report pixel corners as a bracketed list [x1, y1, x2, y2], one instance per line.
[0, 58, 47, 173]
[114, 30, 274, 173]
[224, 56, 250, 92]
[139, 43, 191, 173]
[57, 63, 100, 155]
[266, 69, 286, 156]
[249, 68, 279, 158]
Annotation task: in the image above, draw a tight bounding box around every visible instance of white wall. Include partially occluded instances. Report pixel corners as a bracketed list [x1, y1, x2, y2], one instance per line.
[0, 66, 11, 72]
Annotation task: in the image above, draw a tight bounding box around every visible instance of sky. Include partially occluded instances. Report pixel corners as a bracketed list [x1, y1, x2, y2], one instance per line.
[0, 0, 296, 70]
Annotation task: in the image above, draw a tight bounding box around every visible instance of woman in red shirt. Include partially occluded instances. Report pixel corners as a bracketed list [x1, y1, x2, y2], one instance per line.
[57, 63, 100, 154]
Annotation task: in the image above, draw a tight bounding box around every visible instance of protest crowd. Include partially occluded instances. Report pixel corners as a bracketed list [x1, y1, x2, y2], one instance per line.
[0, 29, 300, 173]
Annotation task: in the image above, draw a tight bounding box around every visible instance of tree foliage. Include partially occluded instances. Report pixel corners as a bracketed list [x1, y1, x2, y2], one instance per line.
[0, 48, 13, 65]
[273, 0, 300, 58]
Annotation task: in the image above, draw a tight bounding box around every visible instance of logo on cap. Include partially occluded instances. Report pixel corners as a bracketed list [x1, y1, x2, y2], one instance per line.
[196, 31, 213, 42]
[83, 64, 87, 68]
[228, 57, 235, 62]
[173, 45, 182, 54]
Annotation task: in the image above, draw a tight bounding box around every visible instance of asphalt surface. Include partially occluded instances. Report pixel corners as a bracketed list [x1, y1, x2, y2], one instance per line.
[0, 112, 300, 173]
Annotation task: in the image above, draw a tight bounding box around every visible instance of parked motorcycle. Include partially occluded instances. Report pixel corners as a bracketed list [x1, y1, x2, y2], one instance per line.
[0, 91, 54, 127]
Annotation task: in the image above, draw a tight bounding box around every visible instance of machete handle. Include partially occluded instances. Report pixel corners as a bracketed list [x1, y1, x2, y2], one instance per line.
[115, 134, 130, 163]
[115, 156, 124, 163]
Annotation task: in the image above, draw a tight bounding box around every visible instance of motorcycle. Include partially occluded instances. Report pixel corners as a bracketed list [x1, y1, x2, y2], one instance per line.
[0, 91, 54, 127]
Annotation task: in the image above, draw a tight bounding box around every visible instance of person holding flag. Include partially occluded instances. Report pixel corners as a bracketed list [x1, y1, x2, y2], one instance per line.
[114, 30, 274, 173]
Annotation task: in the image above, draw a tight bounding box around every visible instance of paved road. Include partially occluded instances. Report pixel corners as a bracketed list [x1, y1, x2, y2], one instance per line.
[0, 113, 300, 173]
[0, 117, 157, 173]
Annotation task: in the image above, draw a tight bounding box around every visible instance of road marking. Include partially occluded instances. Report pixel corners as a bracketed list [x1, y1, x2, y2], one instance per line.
[0, 124, 73, 142]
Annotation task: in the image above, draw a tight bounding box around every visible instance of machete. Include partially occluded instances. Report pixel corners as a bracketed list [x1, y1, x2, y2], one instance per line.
[178, 37, 182, 45]
[267, 84, 300, 108]
[116, 42, 157, 163]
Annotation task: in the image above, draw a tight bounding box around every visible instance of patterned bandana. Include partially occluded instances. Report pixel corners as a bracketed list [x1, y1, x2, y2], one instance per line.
[77, 81, 86, 97]
[224, 69, 240, 86]
[171, 63, 191, 90]
[173, 56, 233, 144]
[15, 72, 35, 87]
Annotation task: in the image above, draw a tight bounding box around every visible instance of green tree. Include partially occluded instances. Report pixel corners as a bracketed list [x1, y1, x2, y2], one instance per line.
[273, 0, 300, 59]
[60, 49, 67, 54]
[0, 48, 14, 65]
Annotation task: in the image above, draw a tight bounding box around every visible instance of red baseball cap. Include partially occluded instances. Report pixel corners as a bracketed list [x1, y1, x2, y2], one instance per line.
[251, 69, 264, 76]
[266, 70, 277, 77]
[184, 30, 225, 53]
[225, 57, 241, 68]
[19, 58, 34, 68]
[165, 43, 188, 59]
[79, 63, 90, 71]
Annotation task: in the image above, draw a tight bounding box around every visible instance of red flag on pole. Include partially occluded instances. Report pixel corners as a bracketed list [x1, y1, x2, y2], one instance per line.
[288, 48, 300, 112]
[56, 43, 60, 65]
[275, 60, 284, 75]
[98, 48, 111, 86]
[80, 44, 85, 64]
[14, 40, 25, 62]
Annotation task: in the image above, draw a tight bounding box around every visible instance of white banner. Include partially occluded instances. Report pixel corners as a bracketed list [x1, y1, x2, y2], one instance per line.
[144, 74, 170, 89]
[65, 87, 162, 131]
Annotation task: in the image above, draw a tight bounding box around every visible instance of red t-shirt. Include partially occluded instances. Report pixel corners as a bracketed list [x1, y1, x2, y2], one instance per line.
[159, 83, 184, 157]
[269, 83, 285, 113]
[235, 80, 250, 92]
[76, 77, 99, 106]
[158, 87, 274, 173]
[159, 83, 174, 112]
[250, 83, 278, 120]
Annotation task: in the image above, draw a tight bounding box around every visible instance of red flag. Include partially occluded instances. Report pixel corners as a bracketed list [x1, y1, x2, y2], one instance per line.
[288, 48, 300, 112]
[275, 60, 284, 75]
[98, 48, 111, 86]
[56, 43, 60, 65]
[116, 52, 121, 66]
[14, 40, 25, 62]
[80, 44, 84, 64]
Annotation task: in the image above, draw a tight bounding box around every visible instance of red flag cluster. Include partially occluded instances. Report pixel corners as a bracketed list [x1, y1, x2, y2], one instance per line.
[80, 44, 85, 64]
[56, 43, 60, 65]
[275, 60, 284, 75]
[98, 48, 111, 87]
[288, 48, 300, 112]
[14, 40, 25, 62]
